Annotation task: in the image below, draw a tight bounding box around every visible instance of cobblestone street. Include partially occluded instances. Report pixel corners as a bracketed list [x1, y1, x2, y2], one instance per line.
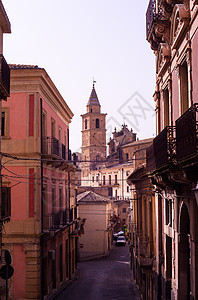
[56, 244, 140, 300]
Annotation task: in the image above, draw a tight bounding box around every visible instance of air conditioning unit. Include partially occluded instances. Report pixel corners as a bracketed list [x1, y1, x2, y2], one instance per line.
[48, 250, 56, 260]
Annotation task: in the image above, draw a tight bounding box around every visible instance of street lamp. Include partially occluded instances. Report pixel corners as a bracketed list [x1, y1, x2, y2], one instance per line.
[192, 182, 198, 206]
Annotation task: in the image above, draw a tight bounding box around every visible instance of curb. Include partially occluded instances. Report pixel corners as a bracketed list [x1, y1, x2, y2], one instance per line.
[46, 269, 80, 300]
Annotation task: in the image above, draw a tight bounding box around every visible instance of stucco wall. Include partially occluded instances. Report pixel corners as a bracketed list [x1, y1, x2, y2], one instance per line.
[78, 203, 110, 259]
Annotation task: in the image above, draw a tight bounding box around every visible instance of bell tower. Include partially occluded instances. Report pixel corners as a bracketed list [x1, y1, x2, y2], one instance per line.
[81, 82, 107, 185]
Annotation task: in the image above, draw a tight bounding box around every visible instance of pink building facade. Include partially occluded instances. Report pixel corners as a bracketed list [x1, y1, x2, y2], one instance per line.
[146, 1, 198, 299]
[1, 65, 78, 299]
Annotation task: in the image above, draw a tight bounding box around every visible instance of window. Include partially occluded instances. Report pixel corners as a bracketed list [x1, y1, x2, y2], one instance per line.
[51, 118, 55, 137]
[42, 110, 47, 138]
[108, 187, 112, 197]
[127, 186, 129, 193]
[96, 118, 99, 128]
[126, 153, 129, 161]
[180, 60, 189, 115]
[52, 186, 56, 214]
[85, 119, 87, 129]
[1, 111, 5, 136]
[1, 108, 9, 137]
[59, 127, 62, 143]
[122, 208, 126, 213]
[1, 187, 11, 218]
[115, 174, 118, 184]
[165, 198, 172, 227]
[103, 175, 105, 185]
[29, 94, 34, 137]
[43, 186, 49, 229]
[59, 187, 63, 211]
[164, 88, 170, 127]
[109, 175, 111, 185]
[92, 176, 94, 183]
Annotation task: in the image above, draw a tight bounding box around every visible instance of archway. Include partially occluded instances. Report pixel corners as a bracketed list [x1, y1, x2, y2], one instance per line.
[178, 203, 191, 299]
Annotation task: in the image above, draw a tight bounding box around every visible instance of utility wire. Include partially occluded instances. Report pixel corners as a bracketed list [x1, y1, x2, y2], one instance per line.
[0, 151, 146, 163]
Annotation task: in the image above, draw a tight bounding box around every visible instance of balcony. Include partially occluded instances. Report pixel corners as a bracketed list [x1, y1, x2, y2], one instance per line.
[0, 55, 10, 100]
[146, 126, 176, 173]
[42, 137, 74, 170]
[176, 103, 198, 162]
[43, 137, 59, 157]
[146, 144, 156, 173]
[43, 210, 68, 232]
[146, 0, 157, 40]
[146, 0, 174, 50]
[153, 126, 176, 169]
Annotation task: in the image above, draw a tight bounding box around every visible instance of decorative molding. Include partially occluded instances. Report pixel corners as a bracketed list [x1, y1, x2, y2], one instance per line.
[153, 90, 160, 102]
[174, 64, 180, 77]
[155, 21, 170, 44]
[168, 170, 191, 186]
[171, 4, 190, 49]
[157, 43, 171, 77]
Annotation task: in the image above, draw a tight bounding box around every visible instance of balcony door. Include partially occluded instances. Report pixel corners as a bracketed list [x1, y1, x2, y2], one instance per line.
[178, 203, 191, 300]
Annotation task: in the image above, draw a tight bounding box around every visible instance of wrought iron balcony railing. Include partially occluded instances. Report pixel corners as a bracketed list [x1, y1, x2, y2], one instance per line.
[0, 55, 10, 100]
[176, 103, 198, 161]
[43, 210, 68, 231]
[146, 144, 156, 173]
[153, 126, 176, 169]
[43, 214, 54, 231]
[43, 137, 59, 156]
[146, 0, 157, 40]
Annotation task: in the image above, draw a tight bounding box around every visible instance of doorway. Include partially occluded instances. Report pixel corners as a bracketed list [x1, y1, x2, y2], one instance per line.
[178, 203, 191, 299]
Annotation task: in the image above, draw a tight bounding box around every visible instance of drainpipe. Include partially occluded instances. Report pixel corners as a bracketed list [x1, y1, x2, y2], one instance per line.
[40, 98, 44, 300]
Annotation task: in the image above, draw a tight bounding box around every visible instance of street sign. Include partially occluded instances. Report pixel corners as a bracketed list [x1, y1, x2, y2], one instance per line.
[0, 265, 14, 280]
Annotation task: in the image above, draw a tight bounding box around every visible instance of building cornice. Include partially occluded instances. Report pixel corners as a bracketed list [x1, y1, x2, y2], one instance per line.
[0, 1, 11, 33]
[10, 68, 73, 123]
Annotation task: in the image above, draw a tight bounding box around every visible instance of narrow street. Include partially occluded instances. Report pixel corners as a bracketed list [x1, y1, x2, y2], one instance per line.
[56, 244, 140, 300]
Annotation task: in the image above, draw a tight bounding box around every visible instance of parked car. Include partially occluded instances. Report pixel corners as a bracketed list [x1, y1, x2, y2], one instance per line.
[116, 236, 126, 246]
[113, 230, 125, 241]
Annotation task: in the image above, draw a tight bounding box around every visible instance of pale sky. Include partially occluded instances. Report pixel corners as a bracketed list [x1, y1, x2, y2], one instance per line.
[3, 0, 156, 153]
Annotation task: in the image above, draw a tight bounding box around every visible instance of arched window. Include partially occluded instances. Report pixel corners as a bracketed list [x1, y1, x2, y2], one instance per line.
[85, 119, 87, 129]
[180, 60, 189, 115]
[96, 118, 99, 128]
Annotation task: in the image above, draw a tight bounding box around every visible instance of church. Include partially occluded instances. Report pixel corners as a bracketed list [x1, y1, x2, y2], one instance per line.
[80, 82, 153, 199]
